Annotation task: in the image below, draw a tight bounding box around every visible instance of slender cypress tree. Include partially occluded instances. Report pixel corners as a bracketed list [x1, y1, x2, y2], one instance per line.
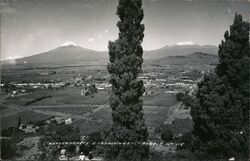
[105, 0, 148, 160]
[191, 14, 249, 159]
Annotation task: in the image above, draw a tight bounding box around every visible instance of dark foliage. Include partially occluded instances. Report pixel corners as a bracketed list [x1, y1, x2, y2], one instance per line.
[177, 132, 193, 150]
[105, 0, 149, 160]
[24, 95, 52, 106]
[176, 92, 185, 101]
[38, 124, 81, 161]
[17, 116, 22, 128]
[155, 124, 174, 142]
[176, 92, 194, 107]
[0, 127, 27, 159]
[0, 139, 18, 159]
[80, 131, 103, 155]
[160, 126, 174, 142]
[190, 14, 249, 160]
[1, 127, 16, 137]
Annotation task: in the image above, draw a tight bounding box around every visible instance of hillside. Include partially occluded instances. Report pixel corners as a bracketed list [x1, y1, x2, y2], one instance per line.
[144, 45, 218, 59]
[147, 52, 218, 65]
[3, 46, 108, 66]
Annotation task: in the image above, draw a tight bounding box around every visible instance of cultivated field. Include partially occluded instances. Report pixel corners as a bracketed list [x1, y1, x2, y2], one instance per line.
[0, 111, 51, 130]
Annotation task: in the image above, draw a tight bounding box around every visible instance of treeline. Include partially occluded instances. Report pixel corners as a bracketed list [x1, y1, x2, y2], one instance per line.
[176, 92, 194, 107]
[24, 95, 52, 106]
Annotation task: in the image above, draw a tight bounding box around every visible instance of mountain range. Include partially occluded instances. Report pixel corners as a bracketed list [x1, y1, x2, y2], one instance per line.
[2, 42, 218, 66]
[144, 44, 218, 59]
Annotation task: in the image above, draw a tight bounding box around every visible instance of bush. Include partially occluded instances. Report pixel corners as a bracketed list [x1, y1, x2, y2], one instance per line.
[181, 95, 193, 107]
[178, 132, 192, 150]
[34, 120, 47, 126]
[161, 125, 174, 142]
[0, 139, 17, 159]
[80, 131, 103, 155]
[1, 127, 15, 137]
[176, 92, 194, 107]
[38, 124, 81, 160]
[176, 149, 195, 160]
[176, 92, 185, 101]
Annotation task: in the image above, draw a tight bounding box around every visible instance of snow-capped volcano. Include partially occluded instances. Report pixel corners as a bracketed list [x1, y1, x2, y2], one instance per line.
[60, 41, 77, 47]
[8, 43, 108, 65]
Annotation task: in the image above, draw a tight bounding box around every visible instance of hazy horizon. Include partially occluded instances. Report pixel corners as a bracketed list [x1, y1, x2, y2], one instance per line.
[1, 0, 249, 60]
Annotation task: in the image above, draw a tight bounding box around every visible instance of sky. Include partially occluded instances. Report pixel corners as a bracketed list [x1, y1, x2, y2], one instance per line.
[0, 0, 249, 60]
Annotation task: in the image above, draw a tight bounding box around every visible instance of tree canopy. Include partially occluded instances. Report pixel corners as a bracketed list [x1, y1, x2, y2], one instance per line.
[191, 14, 249, 160]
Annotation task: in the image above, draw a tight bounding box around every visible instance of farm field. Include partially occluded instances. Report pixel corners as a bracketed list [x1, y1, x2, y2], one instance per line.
[143, 88, 177, 106]
[2, 88, 110, 106]
[1, 63, 108, 83]
[0, 83, 179, 133]
[3, 87, 176, 107]
[34, 105, 98, 115]
[32, 88, 110, 105]
[0, 111, 51, 130]
[78, 105, 172, 138]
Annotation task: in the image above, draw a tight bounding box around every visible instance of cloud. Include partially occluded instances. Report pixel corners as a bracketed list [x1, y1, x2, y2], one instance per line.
[176, 41, 195, 46]
[88, 38, 94, 42]
[6, 55, 20, 60]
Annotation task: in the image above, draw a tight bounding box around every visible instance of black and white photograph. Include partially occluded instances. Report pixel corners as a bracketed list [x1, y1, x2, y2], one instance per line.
[0, 0, 249, 160]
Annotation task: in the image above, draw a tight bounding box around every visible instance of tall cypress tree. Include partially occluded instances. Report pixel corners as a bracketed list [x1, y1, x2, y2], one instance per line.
[215, 14, 249, 134]
[191, 14, 249, 159]
[105, 0, 148, 160]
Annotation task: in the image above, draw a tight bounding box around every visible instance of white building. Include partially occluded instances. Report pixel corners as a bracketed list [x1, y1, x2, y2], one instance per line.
[65, 118, 73, 125]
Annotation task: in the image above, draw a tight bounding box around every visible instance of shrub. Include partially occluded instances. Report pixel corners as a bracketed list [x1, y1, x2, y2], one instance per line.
[176, 92, 185, 101]
[161, 125, 174, 142]
[0, 139, 18, 159]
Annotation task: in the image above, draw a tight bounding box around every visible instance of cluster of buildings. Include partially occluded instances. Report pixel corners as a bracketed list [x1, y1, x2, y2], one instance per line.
[139, 71, 200, 94]
[1, 81, 66, 90]
[2, 69, 203, 98]
[19, 124, 39, 133]
[46, 117, 74, 125]
[1, 73, 112, 97]
[67, 74, 111, 91]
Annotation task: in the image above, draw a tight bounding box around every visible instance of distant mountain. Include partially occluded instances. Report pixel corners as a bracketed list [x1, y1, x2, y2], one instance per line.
[2, 44, 218, 66]
[6, 44, 108, 66]
[144, 45, 218, 59]
[148, 52, 219, 65]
